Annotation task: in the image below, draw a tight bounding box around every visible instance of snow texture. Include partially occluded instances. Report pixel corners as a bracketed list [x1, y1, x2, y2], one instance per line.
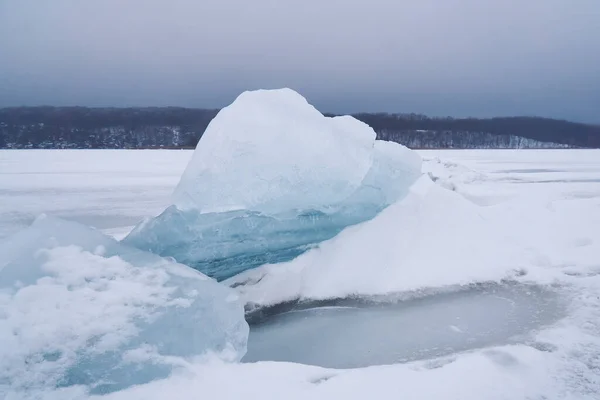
[0, 216, 248, 397]
[125, 89, 421, 280]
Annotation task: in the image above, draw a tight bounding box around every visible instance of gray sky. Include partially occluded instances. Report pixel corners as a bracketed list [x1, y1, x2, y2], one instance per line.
[1, 0, 599, 122]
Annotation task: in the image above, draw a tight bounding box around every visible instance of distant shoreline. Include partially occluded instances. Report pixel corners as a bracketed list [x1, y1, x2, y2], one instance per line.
[2, 107, 598, 149]
[2, 147, 594, 151]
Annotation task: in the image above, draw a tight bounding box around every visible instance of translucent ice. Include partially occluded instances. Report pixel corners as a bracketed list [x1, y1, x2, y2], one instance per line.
[0, 216, 248, 396]
[172, 88, 376, 214]
[125, 89, 422, 280]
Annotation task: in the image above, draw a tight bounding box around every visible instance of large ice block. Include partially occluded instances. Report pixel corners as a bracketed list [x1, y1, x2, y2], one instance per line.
[172, 88, 376, 214]
[0, 216, 248, 396]
[125, 89, 422, 280]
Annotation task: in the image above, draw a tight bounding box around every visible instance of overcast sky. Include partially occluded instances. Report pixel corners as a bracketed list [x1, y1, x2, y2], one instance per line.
[0, 0, 598, 122]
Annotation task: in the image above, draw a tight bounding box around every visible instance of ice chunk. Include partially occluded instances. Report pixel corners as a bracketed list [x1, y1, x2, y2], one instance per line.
[0, 216, 248, 396]
[125, 89, 422, 280]
[172, 88, 376, 214]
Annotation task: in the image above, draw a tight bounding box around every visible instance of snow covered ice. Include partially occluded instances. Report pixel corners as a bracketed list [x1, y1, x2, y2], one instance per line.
[124, 89, 421, 280]
[0, 215, 248, 397]
[0, 148, 600, 399]
[0, 149, 190, 241]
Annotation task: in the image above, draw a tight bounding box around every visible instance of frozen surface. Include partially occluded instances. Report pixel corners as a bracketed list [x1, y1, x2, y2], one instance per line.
[1, 149, 600, 400]
[244, 284, 563, 367]
[125, 89, 421, 280]
[422, 149, 600, 205]
[0, 150, 191, 240]
[0, 216, 248, 397]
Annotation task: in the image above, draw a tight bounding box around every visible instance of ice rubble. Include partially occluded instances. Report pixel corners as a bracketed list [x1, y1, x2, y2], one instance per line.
[0, 216, 248, 396]
[124, 89, 421, 280]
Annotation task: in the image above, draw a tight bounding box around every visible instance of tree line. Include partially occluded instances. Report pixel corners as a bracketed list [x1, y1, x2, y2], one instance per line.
[1, 107, 598, 149]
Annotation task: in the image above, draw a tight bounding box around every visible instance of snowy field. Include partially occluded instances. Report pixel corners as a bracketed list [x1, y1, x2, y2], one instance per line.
[2, 148, 600, 399]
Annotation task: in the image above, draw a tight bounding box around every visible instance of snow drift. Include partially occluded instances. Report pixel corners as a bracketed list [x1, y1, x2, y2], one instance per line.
[124, 89, 422, 280]
[226, 176, 525, 307]
[0, 216, 248, 396]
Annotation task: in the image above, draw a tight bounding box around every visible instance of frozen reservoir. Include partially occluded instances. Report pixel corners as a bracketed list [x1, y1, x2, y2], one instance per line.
[244, 283, 564, 368]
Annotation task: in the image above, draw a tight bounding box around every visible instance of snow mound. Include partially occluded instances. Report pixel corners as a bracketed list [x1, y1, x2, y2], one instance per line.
[226, 176, 524, 306]
[0, 216, 248, 396]
[125, 89, 421, 280]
